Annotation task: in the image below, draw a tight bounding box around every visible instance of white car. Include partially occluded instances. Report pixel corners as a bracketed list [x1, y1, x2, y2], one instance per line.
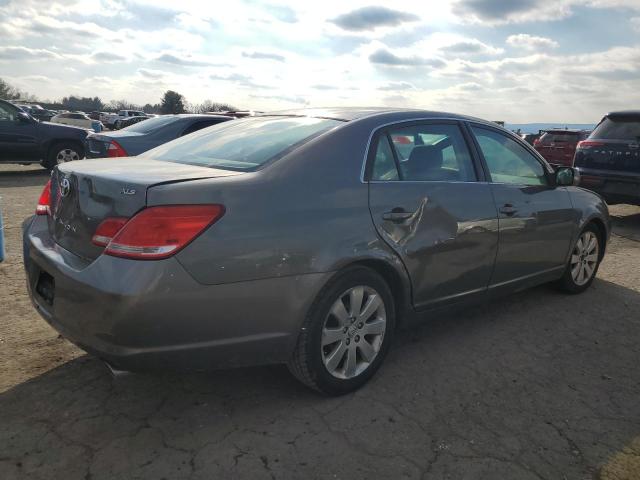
[51, 112, 103, 132]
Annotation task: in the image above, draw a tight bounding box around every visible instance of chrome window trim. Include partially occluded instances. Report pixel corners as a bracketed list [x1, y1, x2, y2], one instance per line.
[359, 116, 500, 184]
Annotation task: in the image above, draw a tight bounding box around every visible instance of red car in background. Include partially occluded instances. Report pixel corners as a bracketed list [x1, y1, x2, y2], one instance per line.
[534, 129, 591, 167]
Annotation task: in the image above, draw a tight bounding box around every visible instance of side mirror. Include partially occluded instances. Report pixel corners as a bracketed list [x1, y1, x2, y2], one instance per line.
[17, 111, 33, 124]
[556, 166, 579, 186]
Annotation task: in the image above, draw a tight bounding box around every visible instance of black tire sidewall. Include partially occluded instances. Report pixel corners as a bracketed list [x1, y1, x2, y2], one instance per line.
[46, 142, 84, 169]
[304, 267, 395, 395]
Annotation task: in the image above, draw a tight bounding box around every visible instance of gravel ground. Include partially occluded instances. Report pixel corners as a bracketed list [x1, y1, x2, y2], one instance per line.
[1, 163, 639, 479]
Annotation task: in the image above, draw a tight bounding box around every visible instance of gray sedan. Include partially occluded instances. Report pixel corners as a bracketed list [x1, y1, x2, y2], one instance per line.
[23, 108, 610, 395]
[85, 114, 233, 158]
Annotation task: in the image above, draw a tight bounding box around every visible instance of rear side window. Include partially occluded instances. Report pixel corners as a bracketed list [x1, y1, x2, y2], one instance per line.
[371, 123, 476, 182]
[145, 116, 342, 171]
[472, 126, 548, 186]
[591, 117, 640, 141]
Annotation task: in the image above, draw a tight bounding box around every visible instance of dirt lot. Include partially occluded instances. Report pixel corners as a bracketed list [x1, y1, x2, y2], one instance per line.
[1, 164, 639, 479]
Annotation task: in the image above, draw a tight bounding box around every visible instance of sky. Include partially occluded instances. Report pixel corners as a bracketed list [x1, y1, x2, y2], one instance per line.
[0, 0, 639, 122]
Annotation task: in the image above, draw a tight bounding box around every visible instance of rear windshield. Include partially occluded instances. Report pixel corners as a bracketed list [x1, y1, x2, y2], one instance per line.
[591, 117, 640, 141]
[539, 132, 580, 143]
[123, 116, 176, 133]
[144, 116, 342, 171]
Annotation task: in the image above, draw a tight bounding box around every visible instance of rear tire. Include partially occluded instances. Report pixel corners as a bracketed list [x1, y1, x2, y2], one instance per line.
[288, 266, 395, 395]
[555, 224, 602, 294]
[44, 142, 84, 169]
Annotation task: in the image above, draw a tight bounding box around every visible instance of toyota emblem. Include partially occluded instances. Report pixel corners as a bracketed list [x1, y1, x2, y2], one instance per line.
[60, 178, 71, 198]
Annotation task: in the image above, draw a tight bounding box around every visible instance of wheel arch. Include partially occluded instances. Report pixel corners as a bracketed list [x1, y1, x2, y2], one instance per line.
[334, 257, 412, 328]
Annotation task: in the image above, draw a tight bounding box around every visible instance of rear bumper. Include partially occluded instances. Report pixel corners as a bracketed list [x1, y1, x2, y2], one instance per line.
[576, 167, 640, 206]
[23, 215, 331, 371]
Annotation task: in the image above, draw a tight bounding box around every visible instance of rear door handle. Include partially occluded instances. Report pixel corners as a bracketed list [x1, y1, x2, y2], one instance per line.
[382, 210, 414, 222]
[499, 204, 517, 216]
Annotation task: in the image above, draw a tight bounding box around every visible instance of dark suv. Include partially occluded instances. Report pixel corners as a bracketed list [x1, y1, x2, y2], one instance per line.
[574, 111, 640, 206]
[0, 99, 89, 169]
[534, 129, 590, 167]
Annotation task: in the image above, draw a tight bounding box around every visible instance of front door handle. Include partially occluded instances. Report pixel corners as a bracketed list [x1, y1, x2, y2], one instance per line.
[382, 209, 414, 222]
[499, 204, 517, 216]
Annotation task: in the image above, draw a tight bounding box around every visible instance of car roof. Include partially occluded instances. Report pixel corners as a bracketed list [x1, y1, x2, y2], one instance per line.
[258, 107, 495, 124]
[543, 129, 589, 134]
[605, 110, 640, 119]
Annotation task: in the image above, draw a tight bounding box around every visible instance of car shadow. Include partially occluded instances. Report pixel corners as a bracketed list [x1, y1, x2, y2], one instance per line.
[0, 167, 50, 188]
[1, 278, 640, 479]
[610, 210, 640, 242]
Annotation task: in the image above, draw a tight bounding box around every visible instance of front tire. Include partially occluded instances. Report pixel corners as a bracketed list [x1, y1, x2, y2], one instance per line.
[288, 266, 395, 395]
[556, 224, 602, 294]
[44, 142, 84, 169]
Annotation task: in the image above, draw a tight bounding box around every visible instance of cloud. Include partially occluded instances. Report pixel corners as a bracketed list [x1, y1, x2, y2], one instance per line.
[210, 73, 275, 89]
[241, 51, 285, 61]
[310, 84, 338, 90]
[18, 75, 52, 83]
[249, 94, 308, 104]
[330, 6, 419, 31]
[506, 34, 559, 50]
[440, 39, 504, 56]
[267, 4, 298, 23]
[452, 0, 573, 24]
[369, 49, 446, 68]
[0, 46, 61, 60]
[92, 51, 127, 62]
[382, 94, 411, 106]
[137, 68, 167, 79]
[378, 81, 417, 91]
[155, 53, 226, 67]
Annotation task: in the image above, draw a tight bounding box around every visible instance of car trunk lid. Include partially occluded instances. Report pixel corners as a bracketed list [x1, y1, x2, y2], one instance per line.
[48, 158, 241, 261]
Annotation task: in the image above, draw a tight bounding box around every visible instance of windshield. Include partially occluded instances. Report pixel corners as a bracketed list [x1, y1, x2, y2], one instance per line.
[591, 117, 640, 141]
[123, 116, 176, 133]
[143, 116, 343, 170]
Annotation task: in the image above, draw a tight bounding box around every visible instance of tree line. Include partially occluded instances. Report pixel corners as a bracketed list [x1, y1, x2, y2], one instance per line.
[1, 78, 237, 114]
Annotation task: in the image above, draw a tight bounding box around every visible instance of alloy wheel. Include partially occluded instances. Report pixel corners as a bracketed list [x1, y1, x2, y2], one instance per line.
[321, 285, 387, 379]
[570, 231, 599, 286]
[56, 148, 80, 164]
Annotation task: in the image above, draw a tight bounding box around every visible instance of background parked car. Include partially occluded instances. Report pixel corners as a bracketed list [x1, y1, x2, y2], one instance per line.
[574, 110, 640, 206]
[85, 114, 233, 158]
[113, 115, 149, 130]
[520, 132, 541, 145]
[51, 112, 103, 132]
[15, 104, 55, 122]
[113, 110, 148, 129]
[0, 98, 88, 168]
[533, 129, 591, 167]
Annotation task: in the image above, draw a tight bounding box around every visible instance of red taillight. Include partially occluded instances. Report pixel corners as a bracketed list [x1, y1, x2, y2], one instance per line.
[107, 140, 128, 157]
[577, 140, 604, 149]
[102, 205, 225, 260]
[533, 138, 541, 147]
[92, 217, 129, 246]
[36, 179, 52, 215]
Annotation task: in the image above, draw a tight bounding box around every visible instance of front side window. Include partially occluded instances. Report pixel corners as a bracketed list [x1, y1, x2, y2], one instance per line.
[145, 116, 342, 171]
[471, 126, 548, 186]
[0, 102, 17, 122]
[371, 123, 476, 182]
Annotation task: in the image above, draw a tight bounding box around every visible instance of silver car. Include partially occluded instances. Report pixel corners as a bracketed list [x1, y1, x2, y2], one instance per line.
[23, 108, 610, 395]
